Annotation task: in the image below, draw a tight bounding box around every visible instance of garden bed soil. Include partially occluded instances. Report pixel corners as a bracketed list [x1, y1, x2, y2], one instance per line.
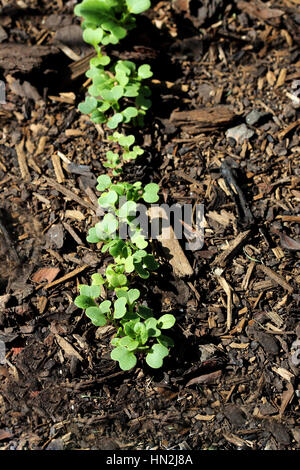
[0, 0, 299, 450]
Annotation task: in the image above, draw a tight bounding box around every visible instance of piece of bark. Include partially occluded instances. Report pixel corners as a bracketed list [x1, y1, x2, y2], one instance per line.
[16, 140, 30, 182]
[257, 265, 294, 293]
[0, 44, 59, 73]
[148, 206, 193, 278]
[37, 265, 88, 290]
[212, 230, 252, 267]
[186, 370, 222, 386]
[216, 274, 233, 330]
[237, 1, 284, 21]
[32, 267, 60, 283]
[55, 334, 83, 362]
[43, 176, 97, 212]
[170, 105, 237, 133]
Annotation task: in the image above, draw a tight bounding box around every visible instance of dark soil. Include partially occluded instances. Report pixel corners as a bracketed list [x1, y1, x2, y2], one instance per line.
[0, 0, 300, 450]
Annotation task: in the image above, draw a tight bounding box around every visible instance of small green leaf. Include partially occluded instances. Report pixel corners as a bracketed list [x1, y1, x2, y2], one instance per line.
[119, 200, 137, 218]
[126, 0, 151, 14]
[145, 317, 161, 337]
[131, 232, 148, 249]
[96, 213, 118, 237]
[109, 239, 125, 257]
[91, 273, 105, 285]
[107, 113, 123, 129]
[87, 227, 101, 243]
[74, 295, 96, 309]
[99, 300, 111, 313]
[143, 183, 159, 203]
[118, 336, 139, 351]
[124, 84, 140, 97]
[137, 305, 153, 319]
[122, 106, 138, 123]
[97, 55, 111, 66]
[111, 346, 137, 370]
[157, 334, 174, 348]
[98, 190, 118, 208]
[79, 284, 101, 298]
[83, 27, 103, 46]
[143, 254, 159, 271]
[158, 314, 176, 329]
[124, 256, 135, 273]
[146, 343, 169, 369]
[127, 288, 140, 305]
[118, 134, 135, 148]
[85, 306, 107, 326]
[91, 110, 107, 124]
[124, 318, 140, 337]
[137, 64, 153, 79]
[114, 297, 127, 319]
[134, 261, 150, 279]
[78, 96, 98, 114]
[97, 174, 111, 191]
[111, 85, 124, 101]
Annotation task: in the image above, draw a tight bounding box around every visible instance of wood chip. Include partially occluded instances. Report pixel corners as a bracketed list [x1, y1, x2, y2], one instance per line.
[241, 261, 255, 290]
[277, 118, 300, 141]
[275, 68, 287, 88]
[257, 265, 294, 293]
[34, 136, 48, 156]
[186, 370, 222, 387]
[65, 209, 85, 221]
[37, 296, 48, 314]
[16, 140, 30, 182]
[170, 105, 236, 133]
[207, 210, 235, 227]
[51, 153, 65, 183]
[216, 274, 233, 330]
[212, 230, 252, 267]
[223, 431, 253, 449]
[32, 192, 51, 206]
[148, 205, 193, 277]
[44, 176, 96, 212]
[194, 414, 215, 421]
[272, 367, 294, 383]
[55, 334, 84, 361]
[41, 264, 88, 290]
[32, 267, 60, 283]
[62, 221, 84, 245]
[229, 342, 249, 349]
[279, 383, 294, 417]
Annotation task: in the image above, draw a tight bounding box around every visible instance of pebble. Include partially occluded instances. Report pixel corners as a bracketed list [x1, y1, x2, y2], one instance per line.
[46, 223, 64, 249]
[245, 109, 265, 126]
[46, 439, 64, 450]
[226, 124, 254, 143]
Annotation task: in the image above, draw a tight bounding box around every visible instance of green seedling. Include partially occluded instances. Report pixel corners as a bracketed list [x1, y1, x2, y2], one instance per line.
[74, 0, 176, 370]
[74, 275, 175, 370]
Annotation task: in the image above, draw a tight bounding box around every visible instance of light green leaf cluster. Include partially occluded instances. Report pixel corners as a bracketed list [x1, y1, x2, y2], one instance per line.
[74, 0, 175, 370]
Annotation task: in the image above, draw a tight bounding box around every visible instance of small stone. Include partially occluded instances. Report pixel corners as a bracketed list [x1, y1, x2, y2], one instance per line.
[46, 223, 64, 249]
[46, 439, 64, 450]
[226, 124, 254, 143]
[245, 109, 265, 126]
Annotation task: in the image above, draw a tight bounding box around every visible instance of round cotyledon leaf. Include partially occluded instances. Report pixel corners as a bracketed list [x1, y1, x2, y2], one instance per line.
[85, 306, 107, 326]
[111, 346, 137, 370]
[146, 343, 169, 369]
